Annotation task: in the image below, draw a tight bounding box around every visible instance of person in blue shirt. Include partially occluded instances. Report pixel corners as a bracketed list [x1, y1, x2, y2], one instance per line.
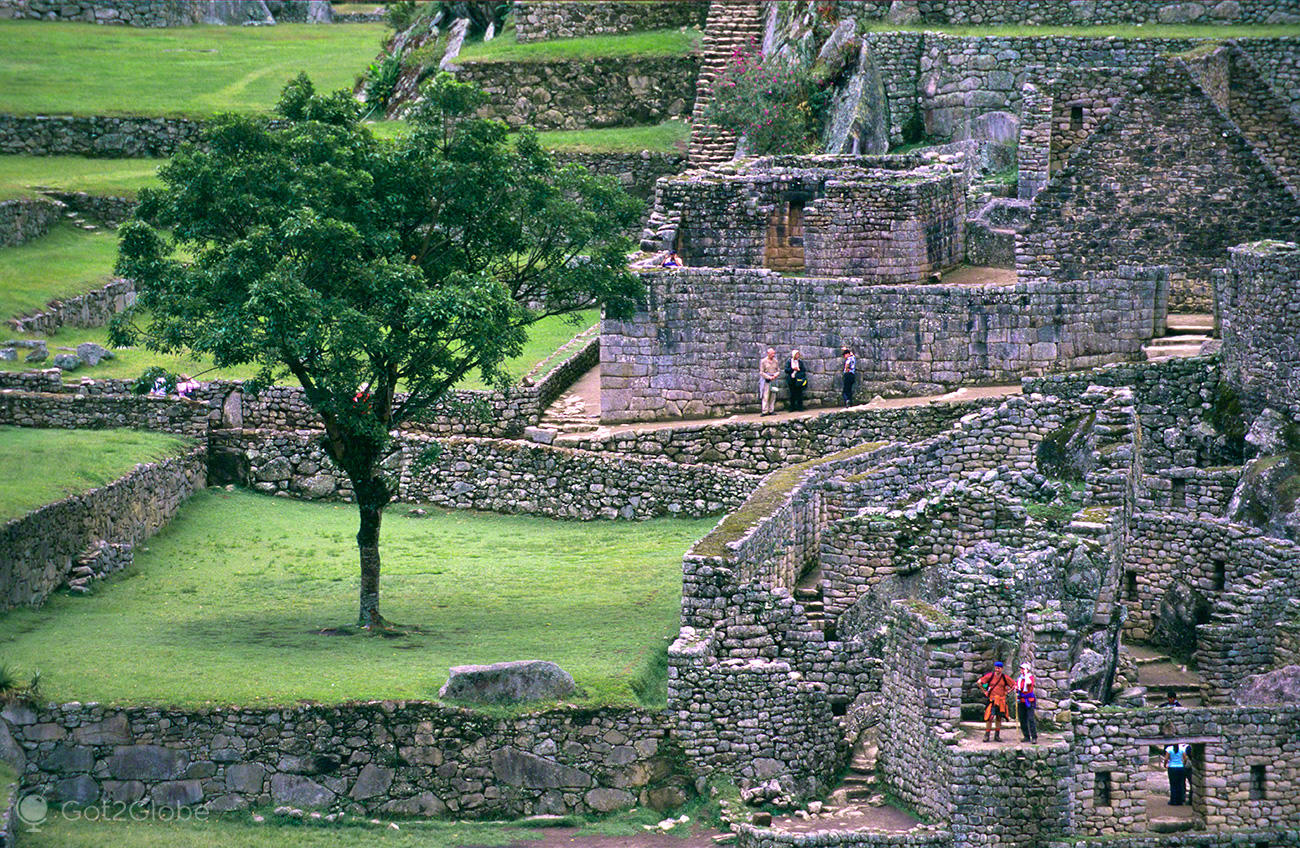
[662, 251, 683, 268]
[1163, 742, 1191, 805]
[841, 347, 857, 406]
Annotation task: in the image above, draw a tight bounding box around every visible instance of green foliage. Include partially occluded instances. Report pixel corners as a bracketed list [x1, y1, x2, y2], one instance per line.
[1205, 380, 1247, 458]
[129, 365, 177, 396]
[0, 22, 386, 118]
[383, 0, 421, 31]
[113, 73, 642, 623]
[363, 50, 404, 113]
[703, 50, 831, 155]
[0, 489, 711, 707]
[0, 427, 193, 521]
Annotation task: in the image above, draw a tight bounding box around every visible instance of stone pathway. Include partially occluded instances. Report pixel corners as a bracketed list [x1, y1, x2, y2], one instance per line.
[1123, 642, 1203, 705]
[539, 363, 602, 434]
[488, 828, 725, 848]
[548, 381, 1022, 445]
[957, 721, 1069, 750]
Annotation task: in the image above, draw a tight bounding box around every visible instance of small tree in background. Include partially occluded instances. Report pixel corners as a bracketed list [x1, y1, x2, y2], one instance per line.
[113, 73, 642, 630]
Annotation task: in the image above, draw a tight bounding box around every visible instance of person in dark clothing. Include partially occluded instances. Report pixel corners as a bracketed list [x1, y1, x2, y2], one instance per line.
[1165, 690, 1182, 708]
[1164, 742, 1190, 805]
[841, 347, 856, 406]
[1015, 662, 1038, 743]
[785, 350, 807, 412]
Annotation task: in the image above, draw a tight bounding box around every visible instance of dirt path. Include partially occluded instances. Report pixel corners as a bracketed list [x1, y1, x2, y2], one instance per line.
[477, 825, 724, 848]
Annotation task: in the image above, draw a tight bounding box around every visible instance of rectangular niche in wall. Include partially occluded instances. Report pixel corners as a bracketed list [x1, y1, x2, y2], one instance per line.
[1213, 558, 1226, 591]
[1250, 764, 1267, 800]
[1125, 570, 1138, 601]
[1171, 477, 1187, 508]
[1094, 771, 1112, 807]
[1070, 105, 1084, 130]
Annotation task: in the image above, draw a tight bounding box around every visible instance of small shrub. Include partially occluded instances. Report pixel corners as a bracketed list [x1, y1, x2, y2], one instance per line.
[703, 46, 831, 155]
[384, 0, 420, 32]
[363, 51, 404, 112]
[131, 366, 177, 396]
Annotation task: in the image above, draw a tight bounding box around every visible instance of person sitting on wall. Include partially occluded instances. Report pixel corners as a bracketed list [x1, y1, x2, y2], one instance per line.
[759, 347, 780, 416]
[784, 349, 807, 412]
[662, 250, 684, 268]
[176, 374, 199, 399]
[979, 660, 1015, 742]
[841, 346, 856, 407]
[1163, 741, 1191, 806]
[1015, 661, 1038, 744]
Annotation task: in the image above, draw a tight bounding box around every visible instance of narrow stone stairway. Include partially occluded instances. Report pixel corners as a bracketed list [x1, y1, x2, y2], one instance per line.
[1122, 642, 1203, 706]
[1143, 313, 1213, 362]
[828, 735, 881, 808]
[794, 567, 828, 636]
[537, 364, 601, 434]
[687, 0, 767, 167]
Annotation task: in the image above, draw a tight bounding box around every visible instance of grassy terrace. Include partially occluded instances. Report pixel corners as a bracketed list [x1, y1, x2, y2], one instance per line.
[457, 27, 700, 63]
[0, 489, 710, 707]
[0, 224, 119, 320]
[371, 119, 691, 153]
[0, 155, 163, 201]
[0, 21, 386, 117]
[0, 427, 192, 521]
[860, 22, 1300, 37]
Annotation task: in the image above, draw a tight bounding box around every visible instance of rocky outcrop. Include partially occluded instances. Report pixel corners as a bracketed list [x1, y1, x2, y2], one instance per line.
[439, 661, 577, 705]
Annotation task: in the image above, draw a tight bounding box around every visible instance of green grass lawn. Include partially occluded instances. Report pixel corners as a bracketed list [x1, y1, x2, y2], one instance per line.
[370, 120, 690, 153]
[0, 21, 386, 117]
[0, 223, 119, 320]
[458, 27, 700, 63]
[0, 155, 162, 201]
[0, 489, 708, 707]
[861, 21, 1300, 37]
[0, 427, 193, 521]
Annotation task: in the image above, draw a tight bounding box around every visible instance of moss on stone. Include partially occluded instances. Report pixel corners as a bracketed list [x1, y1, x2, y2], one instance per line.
[693, 442, 887, 558]
[903, 598, 953, 626]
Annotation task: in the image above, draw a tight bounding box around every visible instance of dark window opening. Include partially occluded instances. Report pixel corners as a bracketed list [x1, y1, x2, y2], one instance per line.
[1094, 771, 1112, 807]
[1213, 559, 1226, 592]
[1070, 105, 1084, 130]
[1251, 765, 1266, 800]
[831, 700, 848, 717]
[824, 623, 838, 641]
[1125, 570, 1138, 601]
[1171, 477, 1187, 508]
[1255, 842, 1270, 848]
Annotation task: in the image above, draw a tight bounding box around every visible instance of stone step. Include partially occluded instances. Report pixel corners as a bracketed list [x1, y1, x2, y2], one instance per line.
[1166, 313, 1214, 333]
[1148, 334, 1209, 348]
[1149, 816, 1197, 833]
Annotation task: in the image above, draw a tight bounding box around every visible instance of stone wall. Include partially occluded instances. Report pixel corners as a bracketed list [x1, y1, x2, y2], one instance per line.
[215, 429, 756, 519]
[513, 1, 707, 43]
[4, 701, 688, 818]
[553, 150, 685, 204]
[0, 444, 205, 610]
[38, 191, 136, 227]
[565, 396, 1000, 472]
[0, 114, 204, 157]
[600, 266, 1163, 423]
[0, 0, 203, 25]
[1015, 55, 1300, 312]
[0, 390, 209, 437]
[0, 197, 61, 247]
[454, 56, 697, 131]
[900, 1, 1300, 25]
[7, 278, 135, 334]
[1218, 240, 1300, 419]
[1068, 703, 1300, 836]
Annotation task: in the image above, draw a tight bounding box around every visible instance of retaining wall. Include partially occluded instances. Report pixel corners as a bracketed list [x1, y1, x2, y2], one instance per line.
[4, 701, 687, 819]
[0, 114, 203, 158]
[513, 1, 706, 43]
[455, 56, 697, 131]
[0, 444, 205, 610]
[1218, 240, 1300, 419]
[7, 278, 135, 335]
[0, 197, 61, 247]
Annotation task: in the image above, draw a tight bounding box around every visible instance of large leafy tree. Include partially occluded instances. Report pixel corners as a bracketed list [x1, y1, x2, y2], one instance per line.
[113, 74, 642, 629]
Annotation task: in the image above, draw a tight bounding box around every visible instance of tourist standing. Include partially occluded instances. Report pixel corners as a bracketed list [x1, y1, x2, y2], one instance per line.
[979, 660, 1015, 742]
[785, 350, 807, 412]
[841, 346, 856, 406]
[759, 348, 780, 416]
[1163, 742, 1191, 806]
[1015, 662, 1038, 743]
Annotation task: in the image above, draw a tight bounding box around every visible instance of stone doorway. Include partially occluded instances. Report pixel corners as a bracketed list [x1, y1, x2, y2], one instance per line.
[764, 197, 806, 273]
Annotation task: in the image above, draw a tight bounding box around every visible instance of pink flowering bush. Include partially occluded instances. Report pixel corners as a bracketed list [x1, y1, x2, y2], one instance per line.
[702, 45, 829, 155]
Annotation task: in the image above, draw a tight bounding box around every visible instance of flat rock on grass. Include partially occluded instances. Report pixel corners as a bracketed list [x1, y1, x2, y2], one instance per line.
[439, 660, 576, 705]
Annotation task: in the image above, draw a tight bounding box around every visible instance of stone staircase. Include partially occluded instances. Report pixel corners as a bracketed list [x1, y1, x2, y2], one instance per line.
[687, 0, 767, 167]
[538, 391, 600, 434]
[794, 569, 828, 636]
[1143, 314, 1213, 362]
[828, 735, 881, 808]
[28, 188, 98, 232]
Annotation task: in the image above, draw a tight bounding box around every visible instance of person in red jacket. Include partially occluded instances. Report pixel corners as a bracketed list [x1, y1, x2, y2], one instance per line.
[979, 660, 1015, 742]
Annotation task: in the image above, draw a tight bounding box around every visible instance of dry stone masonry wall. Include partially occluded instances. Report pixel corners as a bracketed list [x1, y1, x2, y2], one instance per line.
[512, 1, 706, 42]
[0, 197, 61, 247]
[4, 702, 687, 819]
[1218, 240, 1300, 419]
[7, 278, 135, 335]
[601, 266, 1163, 422]
[0, 114, 204, 157]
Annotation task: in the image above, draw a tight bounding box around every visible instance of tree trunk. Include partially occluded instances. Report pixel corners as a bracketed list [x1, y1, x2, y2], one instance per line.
[355, 481, 389, 628]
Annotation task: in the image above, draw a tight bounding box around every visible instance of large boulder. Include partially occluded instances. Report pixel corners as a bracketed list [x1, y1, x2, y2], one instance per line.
[76, 342, 113, 366]
[439, 660, 576, 705]
[1036, 413, 1096, 481]
[1227, 451, 1300, 543]
[1233, 665, 1300, 705]
[52, 353, 81, 372]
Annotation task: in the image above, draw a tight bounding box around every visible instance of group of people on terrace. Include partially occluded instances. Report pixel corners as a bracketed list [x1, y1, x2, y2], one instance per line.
[758, 346, 857, 415]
